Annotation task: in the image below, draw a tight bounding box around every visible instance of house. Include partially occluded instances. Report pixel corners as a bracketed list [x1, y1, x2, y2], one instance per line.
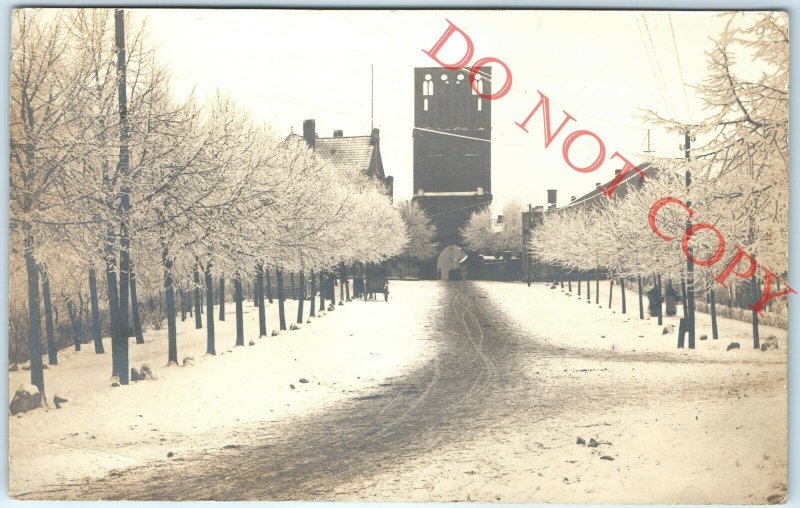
[297, 118, 394, 200]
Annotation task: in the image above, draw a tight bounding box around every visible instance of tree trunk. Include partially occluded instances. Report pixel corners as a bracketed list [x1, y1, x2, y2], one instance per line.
[620, 277, 626, 314]
[235, 272, 244, 346]
[162, 241, 178, 365]
[105, 223, 123, 381]
[341, 263, 350, 302]
[595, 277, 599, 305]
[41, 268, 57, 365]
[253, 277, 259, 307]
[710, 286, 719, 340]
[586, 273, 591, 303]
[578, 277, 581, 296]
[608, 279, 614, 309]
[637, 274, 644, 320]
[568, 276, 572, 293]
[290, 272, 296, 300]
[310, 271, 317, 317]
[751, 273, 760, 349]
[277, 268, 287, 330]
[193, 262, 202, 329]
[180, 284, 187, 322]
[24, 235, 45, 396]
[257, 264, 266, 337]
[219, 275, 225, 321]
[130, 265, 144, 344]
[680, 276, 688, 318]
[297, 271, 305, 324]
[265, 268, 274, 304]
[205, 261, 216, 355]
[319, 270, 326, 310]
[67, 300, 82, 352]
[656, 274, 664, 326]
[88, 266, 104, 354]
[339, 265, 345, 302]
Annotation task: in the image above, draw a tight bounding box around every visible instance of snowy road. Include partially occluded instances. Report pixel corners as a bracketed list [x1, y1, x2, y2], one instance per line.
[54, 280, 786, 502]
[72, 281, 523, 500]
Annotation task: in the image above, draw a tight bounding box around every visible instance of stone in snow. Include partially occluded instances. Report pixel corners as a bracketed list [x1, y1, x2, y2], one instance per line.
[299, 378, 309, 383]
[588, 438, 599, 448]
[600, 455, 615, 461]
[727, 342, 741, 351]
[576, 437, 586, 445]
[9, 384, 42, 415]
[130, 367, 144, 382]
[338, 301, 344, 306]
[271, 330, 280, 337]
[167, 451, 174, 458]
[141, 364, 154, 380]
[662, 325, 675, 335]
[249, 340, 255, 346]
[699, 334, 708, 341]
[289, 384, 295, 389]
[53, 393, 68, 409]
[290, 323, 300, 330]
[182, 357, 195, 367]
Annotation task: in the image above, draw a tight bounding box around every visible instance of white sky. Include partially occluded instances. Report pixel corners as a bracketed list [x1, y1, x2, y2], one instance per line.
[136, 9, 738, 210]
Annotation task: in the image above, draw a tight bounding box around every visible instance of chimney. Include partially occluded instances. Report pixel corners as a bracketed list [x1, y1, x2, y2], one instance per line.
[302, 119, 316, 149]
[596, 182, 601, 188]
[614, 169, 622, 176]
[497, 214, 504, 224]
[570, 196, 576, 202]
[547, 189, 557, 207]
[333, 130, 343, 138]
[370, 127, 380, 146]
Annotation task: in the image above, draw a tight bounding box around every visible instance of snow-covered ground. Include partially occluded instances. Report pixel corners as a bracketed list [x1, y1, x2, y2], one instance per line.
[485, 279, 788, 357]
[8, 280, 788, 503]
[327, 280, 787, 504]
[8, 282, 441, 497]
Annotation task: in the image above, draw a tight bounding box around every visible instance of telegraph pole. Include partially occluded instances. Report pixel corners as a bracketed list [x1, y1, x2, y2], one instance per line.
[114, 8, 131, 383]
[681, 128, 696, 349]
[527, 203, 532, 287]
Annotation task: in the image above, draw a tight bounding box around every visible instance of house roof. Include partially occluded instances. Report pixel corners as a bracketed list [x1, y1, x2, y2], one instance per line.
[315, 135, 384, 180]
[561, 162, 655, 210]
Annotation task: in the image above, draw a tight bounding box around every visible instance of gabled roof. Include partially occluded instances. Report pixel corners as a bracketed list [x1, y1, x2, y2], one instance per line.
[562, 162, 655, 210]
[314, 135, 384, 180]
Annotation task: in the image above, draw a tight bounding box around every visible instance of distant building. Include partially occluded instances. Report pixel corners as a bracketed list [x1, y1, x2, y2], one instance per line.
[295, 118, 394, 200]
[522, 163, 656, 281]
[411, 66, 493, 279]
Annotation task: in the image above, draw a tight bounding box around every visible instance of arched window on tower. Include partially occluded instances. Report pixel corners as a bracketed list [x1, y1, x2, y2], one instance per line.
[423, 73, 433, 96]
[422, 73, 433, 112]
[472, 74, 484, 111]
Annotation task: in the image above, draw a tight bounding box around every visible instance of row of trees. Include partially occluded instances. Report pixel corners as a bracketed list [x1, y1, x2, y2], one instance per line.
[529, 12, 790, 345]
[10, 9, 407, 395]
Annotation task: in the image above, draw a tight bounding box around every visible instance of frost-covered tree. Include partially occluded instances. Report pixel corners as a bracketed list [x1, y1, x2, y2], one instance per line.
[396, 200, 437, 263]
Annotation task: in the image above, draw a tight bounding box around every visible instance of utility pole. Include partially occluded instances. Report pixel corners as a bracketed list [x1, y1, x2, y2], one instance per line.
[680, 128, 696, 349]
[114, 8, 131, 384]
[527, 203, 532, 287]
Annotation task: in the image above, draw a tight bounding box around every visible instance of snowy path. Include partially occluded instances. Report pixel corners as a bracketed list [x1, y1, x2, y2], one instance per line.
[16, 281, 787, 502]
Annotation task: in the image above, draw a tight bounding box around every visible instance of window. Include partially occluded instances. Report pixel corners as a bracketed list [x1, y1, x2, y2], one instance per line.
[423, 73, 433, 96]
